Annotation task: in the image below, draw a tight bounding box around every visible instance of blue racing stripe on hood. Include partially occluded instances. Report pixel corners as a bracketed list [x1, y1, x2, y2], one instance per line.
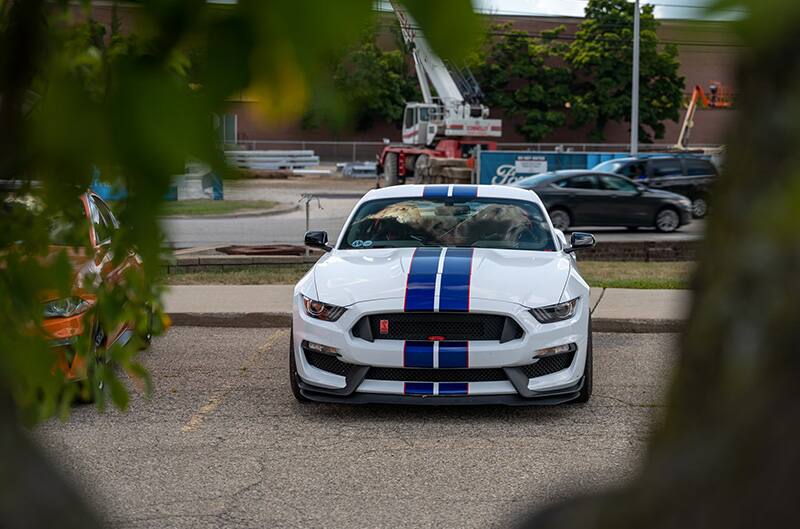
[439, 248, 473, 312]
[404, 247, 441, 312]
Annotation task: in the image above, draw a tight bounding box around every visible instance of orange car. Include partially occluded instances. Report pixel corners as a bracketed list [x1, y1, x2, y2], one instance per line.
[34, 192, 150, 381]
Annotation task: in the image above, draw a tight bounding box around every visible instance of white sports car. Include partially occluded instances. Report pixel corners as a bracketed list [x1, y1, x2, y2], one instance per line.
[291, 184, 596, 405]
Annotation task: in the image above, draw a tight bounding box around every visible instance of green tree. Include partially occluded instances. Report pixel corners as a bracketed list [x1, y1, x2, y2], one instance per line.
[334, 31, 419, 130]
[475, 25, 572, 142]
[565, 0, 684, 141]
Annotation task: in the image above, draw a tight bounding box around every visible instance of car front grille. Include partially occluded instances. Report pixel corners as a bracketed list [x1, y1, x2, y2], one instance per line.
[352, 312, 523, 342]
[519, 351, 575, 378]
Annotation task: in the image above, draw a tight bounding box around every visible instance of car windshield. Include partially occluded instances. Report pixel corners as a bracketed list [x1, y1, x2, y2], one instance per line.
[1, 195, 87, 246]
[340, 197, 556, 251]
[509, 173, 557, 188]
[593, 160, 624, 172]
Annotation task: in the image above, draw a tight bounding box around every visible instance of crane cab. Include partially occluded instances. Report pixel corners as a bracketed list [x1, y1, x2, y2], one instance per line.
[402, 103, 442, 146]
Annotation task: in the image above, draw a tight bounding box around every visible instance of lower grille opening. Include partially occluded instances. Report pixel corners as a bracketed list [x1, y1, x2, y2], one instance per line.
[519, 351, 575, 378]
[304, 349, 359, 377]
[305, 348, 575, 382]
[366, 367, 507, 383]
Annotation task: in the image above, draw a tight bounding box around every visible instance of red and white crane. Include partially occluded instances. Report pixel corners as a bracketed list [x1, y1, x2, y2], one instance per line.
[378, 1, 502, 185]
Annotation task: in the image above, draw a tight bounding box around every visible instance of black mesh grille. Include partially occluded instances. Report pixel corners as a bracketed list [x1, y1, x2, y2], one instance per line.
[304, 349, 357, 377]
[354, 313, 521, 342]
[519, 351, 575, 378]
[366, 367, 507, 383]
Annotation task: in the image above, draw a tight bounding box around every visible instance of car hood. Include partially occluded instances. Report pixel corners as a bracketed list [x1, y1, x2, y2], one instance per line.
[312, 248, 572, 309]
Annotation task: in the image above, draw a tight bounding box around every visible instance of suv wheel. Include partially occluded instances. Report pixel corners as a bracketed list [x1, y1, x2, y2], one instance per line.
[692, 197, 708, 218]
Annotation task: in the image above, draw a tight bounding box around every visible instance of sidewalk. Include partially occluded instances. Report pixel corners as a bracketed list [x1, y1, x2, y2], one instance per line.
[164, 285, 691, 333]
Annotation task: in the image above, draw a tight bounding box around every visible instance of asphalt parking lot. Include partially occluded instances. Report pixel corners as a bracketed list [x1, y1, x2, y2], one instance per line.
[36, 328, 679, 529]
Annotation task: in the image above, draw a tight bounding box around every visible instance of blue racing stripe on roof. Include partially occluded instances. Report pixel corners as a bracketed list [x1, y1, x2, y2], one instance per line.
[404, 247, 441, 312]
[439, 341, 469, 368]
[405, 382, 434, 395]
[404, 341, 434, 368]
[439, 248, 473, 312]
[422, 185, 449, 198]
[452, 185, 478, 198]
[439, 382, 468, 396]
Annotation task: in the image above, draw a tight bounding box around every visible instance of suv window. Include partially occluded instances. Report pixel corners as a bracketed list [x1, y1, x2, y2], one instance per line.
[557, 175, 598, 189]
[621, 162, 646, 179]
[599, 175, 638, 192]
[684, 158, 716, 176]
[649, 159, 684, 178]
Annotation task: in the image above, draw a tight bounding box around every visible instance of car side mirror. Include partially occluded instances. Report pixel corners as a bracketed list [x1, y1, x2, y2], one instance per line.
[635, 184, 647, 193]
[564, 232, 596, 254]
[304, 230, 331, 252]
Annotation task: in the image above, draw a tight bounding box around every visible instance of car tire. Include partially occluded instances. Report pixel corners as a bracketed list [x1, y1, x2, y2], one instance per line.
[413, 154, 428, 184]
[383, 153, 398, 187]
[549, 208, 571, 232]
[289, 327, 310, 404]
[691, 196, 709, 218]
[655, 207, 680, 233]
[574, 317, 593, 404]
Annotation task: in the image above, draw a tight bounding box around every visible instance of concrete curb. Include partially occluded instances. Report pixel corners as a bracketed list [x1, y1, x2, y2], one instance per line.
[160, 202, 299, 220]
[167, 311, 683, 333]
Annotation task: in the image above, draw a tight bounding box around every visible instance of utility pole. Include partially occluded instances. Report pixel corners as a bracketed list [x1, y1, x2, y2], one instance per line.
[630, 0, 640, 156]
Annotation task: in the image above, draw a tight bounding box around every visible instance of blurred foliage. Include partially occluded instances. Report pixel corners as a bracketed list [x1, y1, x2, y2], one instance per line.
[473, 24, 572, 142]
[565, 0, 685, 141]
[303, 26, 420, 131]
[0, 0, 478, 428]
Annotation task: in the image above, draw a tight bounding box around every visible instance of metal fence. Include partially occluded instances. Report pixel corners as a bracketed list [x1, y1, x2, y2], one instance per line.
[230, 140, 725, 163]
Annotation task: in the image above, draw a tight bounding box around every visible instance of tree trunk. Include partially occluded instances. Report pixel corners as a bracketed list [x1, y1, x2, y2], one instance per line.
[516, 7, 800, 529]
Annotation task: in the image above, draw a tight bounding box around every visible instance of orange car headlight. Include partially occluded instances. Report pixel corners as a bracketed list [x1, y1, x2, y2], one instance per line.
[43, 297, 90, 318]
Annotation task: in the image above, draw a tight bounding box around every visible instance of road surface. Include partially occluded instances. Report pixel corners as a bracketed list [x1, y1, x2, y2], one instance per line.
[36, 327, 678, 529]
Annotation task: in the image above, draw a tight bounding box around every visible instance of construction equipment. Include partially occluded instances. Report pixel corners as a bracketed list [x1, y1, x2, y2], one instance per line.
[675, 82, 733, 150]
[378, 2, 502, 186]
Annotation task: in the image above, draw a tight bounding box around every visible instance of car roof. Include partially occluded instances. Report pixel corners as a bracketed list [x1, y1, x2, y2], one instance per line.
[359, 184, 547, 207]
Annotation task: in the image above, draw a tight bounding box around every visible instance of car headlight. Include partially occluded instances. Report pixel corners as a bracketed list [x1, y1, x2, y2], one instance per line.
[43, 296, 90, 318]
[302, 295, 346, 322]
[530, 298, 579, 323]
[679, 198, 692, 208]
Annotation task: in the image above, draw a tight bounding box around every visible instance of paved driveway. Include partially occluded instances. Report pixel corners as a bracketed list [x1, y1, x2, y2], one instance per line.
[37, 328, 678, 529]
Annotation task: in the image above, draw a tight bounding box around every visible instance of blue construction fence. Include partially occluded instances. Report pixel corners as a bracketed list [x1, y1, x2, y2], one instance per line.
[477, 151, 710, 185]
[90, 167, 224, 202]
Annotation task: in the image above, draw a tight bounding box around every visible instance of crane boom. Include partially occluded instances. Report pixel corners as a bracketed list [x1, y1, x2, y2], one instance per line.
[391, 1, 464, 105]
[388, 1, 501, 146]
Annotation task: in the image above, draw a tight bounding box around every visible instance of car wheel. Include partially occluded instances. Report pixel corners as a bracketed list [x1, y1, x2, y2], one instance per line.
[413, 154, 428, 184]
[691, 197, 709, 218]
[574, 317, 593, 404]
[289, 327, 310, 404]
[383, 153, 398, 187]
[655, 208, 680, 233]
[549, 208, 571, 232]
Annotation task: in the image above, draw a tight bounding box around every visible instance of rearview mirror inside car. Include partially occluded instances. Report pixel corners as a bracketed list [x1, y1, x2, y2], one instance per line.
[304, 231, 331, 252]
[564, 232, 596, 253]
